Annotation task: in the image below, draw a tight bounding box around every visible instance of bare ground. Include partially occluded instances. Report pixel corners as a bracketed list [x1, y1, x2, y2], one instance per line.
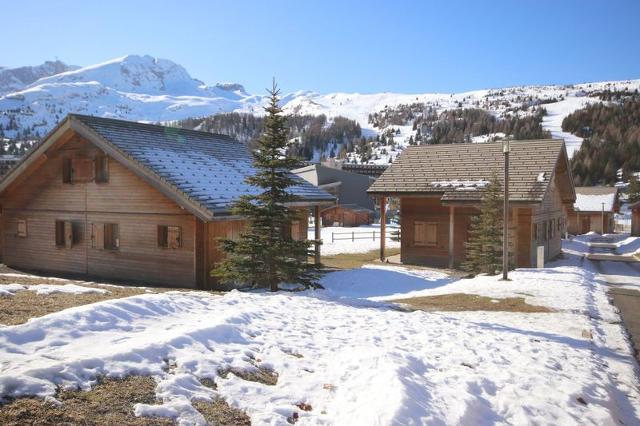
[393, 293, 552, 313]
[0, 376, 250, 426]
[320, 247, 401, 270]
[0, 265, 212, 326]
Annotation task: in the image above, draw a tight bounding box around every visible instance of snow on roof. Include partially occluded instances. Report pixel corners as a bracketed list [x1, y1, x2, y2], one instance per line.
[431, 180, 489, 189]
[574, 187, 618, 212]
[73, 114, 335, 214]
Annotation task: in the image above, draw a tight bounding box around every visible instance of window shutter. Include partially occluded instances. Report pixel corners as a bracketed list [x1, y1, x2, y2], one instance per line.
[92, 223, 104, 249]
[95, 156, 109, 183]
[426, 223, 438, 246]
[62, 158, 72, 183]
[168, 226, 181, 249]
[158, 225, 168, 248]
[64, 221, 73, 249]
[414, 221, 426, 246]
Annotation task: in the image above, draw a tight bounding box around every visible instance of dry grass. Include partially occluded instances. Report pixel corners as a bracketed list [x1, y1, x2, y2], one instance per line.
[320, 247, 401, 270]
[0, 375, 251, 426]
[0, 376, 173, 426]
[393, 293, 552, 313]
[219, 365, 279, 386]
[0, 286, 145, 326]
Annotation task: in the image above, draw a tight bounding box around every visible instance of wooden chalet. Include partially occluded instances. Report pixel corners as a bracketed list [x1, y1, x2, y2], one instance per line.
[368, 140, 575, 268]
[628, 201, 640, 237]
[0, 114, 334, 289]
[566, 186, 620, 235]
[320, 204, 374, 227]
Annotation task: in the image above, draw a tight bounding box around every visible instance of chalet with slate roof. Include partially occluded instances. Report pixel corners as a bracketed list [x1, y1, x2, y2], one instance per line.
[368, 140, 575, 268]
[0, 114, 334, 289]
[566, 186, 620, 235]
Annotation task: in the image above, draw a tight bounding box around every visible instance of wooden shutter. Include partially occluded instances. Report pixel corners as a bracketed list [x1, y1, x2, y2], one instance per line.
[426, 223, 438, 246]
[62, 158, 72, 183]
[92, 223, 104, 249]
[167, 226, 181, 249]
[95, 156, 109, 183]
[414, 221, 426, 246]
[64, 221, 73, 249]
[157, 225, 168, 248]
[55, 221, 65, 247]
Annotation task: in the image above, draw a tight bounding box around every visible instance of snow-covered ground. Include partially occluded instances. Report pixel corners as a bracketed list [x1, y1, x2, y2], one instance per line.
[0, 241, 638, 424]
[0, 283, 108, 296]
[309, 224, 400, 255]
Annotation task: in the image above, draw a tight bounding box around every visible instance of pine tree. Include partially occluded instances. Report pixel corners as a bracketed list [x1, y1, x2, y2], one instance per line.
[628, 175, 640, 203]
[212, 81, 317, 292]
[462, 173, 504, 275]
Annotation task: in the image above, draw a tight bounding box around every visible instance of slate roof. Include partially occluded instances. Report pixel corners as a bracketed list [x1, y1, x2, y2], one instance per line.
[71, 114, 334, 215]
[574, 186, 618, 212]
[368, 139, 570, 203]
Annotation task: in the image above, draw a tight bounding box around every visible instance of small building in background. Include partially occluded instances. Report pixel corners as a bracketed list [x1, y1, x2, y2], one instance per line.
[293, 163, 376, 227]
[320, 204, 374, 227]
[567, 187, 620, 235]
[628, 201, 640, 236]
[0, 155, 20, 178]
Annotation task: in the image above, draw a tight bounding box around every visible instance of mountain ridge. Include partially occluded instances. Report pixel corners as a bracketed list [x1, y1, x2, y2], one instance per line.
[1, 54, 639, 162]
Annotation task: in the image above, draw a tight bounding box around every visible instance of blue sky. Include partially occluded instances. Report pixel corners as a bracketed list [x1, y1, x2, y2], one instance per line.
[3, 0, 640, 94]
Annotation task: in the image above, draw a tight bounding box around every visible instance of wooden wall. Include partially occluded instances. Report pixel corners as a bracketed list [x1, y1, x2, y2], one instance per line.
[204, 209, 310, 289]
[1, 132, 197, 287]
[399, 197, 476, 267]
[531, 175, 566, 265]
[567, 211, 614, 235]
[321, 206, 372, 227]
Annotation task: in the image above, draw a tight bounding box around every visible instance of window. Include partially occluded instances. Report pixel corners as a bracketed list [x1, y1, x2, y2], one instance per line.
[105, 224, 119, 250]
[414, 221, 437, 246]
[17, 219, 27, 237]
[157, 225, 181, 248]
[95, 155, 109, 183]
[55, 220, 77, 248]
[92, 223, 119, 250]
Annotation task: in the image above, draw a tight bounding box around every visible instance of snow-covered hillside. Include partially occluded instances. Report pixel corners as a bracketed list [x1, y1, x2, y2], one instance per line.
[0, 60, 79, 95]
[1, 54, 639, 160]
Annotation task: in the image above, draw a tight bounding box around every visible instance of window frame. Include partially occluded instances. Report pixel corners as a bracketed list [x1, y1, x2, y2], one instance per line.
[104, 223, 120, 251]
[157, 225, 182, 249]
[17, 219, 27, 238]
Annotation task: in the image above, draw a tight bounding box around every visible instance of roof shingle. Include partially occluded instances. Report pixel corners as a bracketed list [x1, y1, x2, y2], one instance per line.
[368, 139, 567, 203]
[72, 114, 334, 214]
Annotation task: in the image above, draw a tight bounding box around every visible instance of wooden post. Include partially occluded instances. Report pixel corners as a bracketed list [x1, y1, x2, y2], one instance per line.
[314, 205, 321, 265]
[448, 206, 455, 269]
[380, 196, 386, 261]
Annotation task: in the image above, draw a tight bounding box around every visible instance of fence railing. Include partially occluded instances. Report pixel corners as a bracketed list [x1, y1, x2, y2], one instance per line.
[331, 230, 401, 243]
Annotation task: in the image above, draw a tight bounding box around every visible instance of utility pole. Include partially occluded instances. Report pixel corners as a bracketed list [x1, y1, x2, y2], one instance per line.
[502, 140, 510, 281]
[601, 202, 605, 235]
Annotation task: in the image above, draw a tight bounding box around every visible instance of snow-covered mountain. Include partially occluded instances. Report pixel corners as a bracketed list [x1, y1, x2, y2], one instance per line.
[0, 60, 79, 95]
[1, 54, 639, 160]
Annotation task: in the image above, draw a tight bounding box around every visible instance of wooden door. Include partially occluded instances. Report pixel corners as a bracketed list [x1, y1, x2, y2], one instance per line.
[581, 216, 590, 234]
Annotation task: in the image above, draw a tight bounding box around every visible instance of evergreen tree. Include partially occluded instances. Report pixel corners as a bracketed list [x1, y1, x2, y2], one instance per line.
[628, 175, 640, 203]
[212, 81, 317, 292]
[462, 173, 504, 275]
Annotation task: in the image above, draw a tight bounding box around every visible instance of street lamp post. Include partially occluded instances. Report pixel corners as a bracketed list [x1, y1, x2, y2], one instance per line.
[502, 139, 510, 281]
[601, 202, 605, 234]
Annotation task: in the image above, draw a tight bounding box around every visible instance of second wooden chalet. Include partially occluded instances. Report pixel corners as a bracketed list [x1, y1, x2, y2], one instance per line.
[368, 140, 575, 268]
[0, 114, 334, 289]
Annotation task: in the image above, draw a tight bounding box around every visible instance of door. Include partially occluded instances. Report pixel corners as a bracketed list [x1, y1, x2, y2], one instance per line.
[581, 216, 591, 234]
